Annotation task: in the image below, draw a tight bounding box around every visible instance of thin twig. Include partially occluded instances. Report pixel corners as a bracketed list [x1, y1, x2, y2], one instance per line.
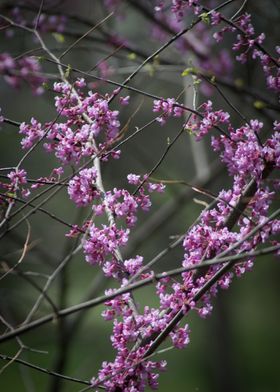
[0, 354, 92, 386]
[0, 218, 279, 345]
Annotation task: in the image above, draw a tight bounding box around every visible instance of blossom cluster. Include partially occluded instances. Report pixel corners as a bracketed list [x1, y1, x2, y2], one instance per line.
[153, 2, 233, 95]
[33, 13, 66, 34]
[186, 100, 230, 140]
[153, 97, 185, 125]
[1, 6, 66, 37]
[25, 6, 277, 385]
[187, 101, 280, 179]
[212, 12, 280, 94]
[15, 70, 172, 390]
[103, 0, 233, 92]
[0, 107, 3, 124]
[1, 1, 280, 391]
[154, 3, 279, 97]
[177, 112, 280, 316]
[155, 1, 202, 21]
[68, 167, 99, 207]
[19, 79, 122, 163]
[67, 167, 165, 272]
[0, 53, 46, 95]
[0, 168, 30, 200]
[83, 103, 279, 390]
[0, 5, 68, 95]
[104, 0, 122, 12]
[91, 97, 280, 390]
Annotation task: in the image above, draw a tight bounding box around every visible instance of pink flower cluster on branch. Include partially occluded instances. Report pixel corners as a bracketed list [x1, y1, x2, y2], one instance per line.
[155, 0, 201, 21]
[15, 74, 172, 390]
[153, 97, 185, 125]
[90, 97, 280, 390]
[212, 12, 279, 93]
[1, 1, 280, 391]
[0, 108, 4, 124]
[1, 6, 66, 36]
[67, 169, 165, 277]
[0, 53, 46, 95]
[19, 79, 122, 162]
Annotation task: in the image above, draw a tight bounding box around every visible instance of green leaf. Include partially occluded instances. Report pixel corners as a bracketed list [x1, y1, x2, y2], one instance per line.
[181, 67, 196, 77]
[6, 192, 16, 198]
[254, 100, 267, 109]
[127, 52, 136, 60]
[52, 33, 65, 43]
[144, 63, 155, 77]
[193, 76, 201, 86]
[199, 12, 210, 24]
[64, 64, 72, 78]
[36, 56, 44, 63]
[234, 78, 244, 88]
[184, 126, 194, 135]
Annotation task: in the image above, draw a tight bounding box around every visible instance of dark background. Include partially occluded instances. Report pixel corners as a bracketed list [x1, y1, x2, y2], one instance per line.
[0, 1, 279, 391]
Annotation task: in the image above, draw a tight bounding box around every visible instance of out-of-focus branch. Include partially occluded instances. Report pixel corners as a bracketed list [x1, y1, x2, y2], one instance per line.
[0, 231, 279, 345]
[0, 354, 91, 386]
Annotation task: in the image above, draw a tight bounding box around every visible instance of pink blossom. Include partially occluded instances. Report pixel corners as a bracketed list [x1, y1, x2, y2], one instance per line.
[68, 167, 99, 207]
